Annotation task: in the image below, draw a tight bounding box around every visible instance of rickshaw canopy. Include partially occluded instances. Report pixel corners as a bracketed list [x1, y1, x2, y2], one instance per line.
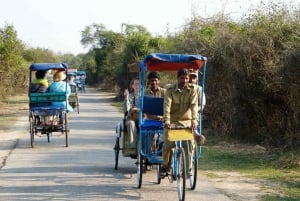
[30, 63, 69, 71]
[139, 53, 207, 72]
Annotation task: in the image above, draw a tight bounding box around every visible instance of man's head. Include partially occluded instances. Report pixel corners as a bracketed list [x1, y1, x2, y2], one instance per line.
[130, 77, 139, 93]
[53, 71, 67, 82]
[147, 71, 160, 91]
[35, 70, 46, 79]
[177, 68, 190, 89]
[189, 69, 198, 84]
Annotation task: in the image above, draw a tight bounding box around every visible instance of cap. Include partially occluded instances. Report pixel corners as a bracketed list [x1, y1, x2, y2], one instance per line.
[189, 69, 198, 77]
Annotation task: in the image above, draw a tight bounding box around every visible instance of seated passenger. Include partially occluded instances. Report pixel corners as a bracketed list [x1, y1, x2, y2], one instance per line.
[144, 72, 165, 152]
[30, 70, 49, 93]
[123, 77, 139, 152]
[68, 75, 77, 93]
[49, 71, 73, 112]
[30, 70, 49, 124]
[144, 71, 165, 120]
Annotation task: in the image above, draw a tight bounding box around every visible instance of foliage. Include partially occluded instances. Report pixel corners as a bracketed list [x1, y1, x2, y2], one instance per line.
[0, 24, 26, 97]
[22, 48, 59, 63]
[171, 2, 300, 149]
[0, 1, 299, 150]
[200, 145, 300, 200]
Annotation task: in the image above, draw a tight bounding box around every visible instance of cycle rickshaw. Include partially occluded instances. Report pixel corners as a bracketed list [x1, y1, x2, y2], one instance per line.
[67, 72, 80, 114]
[137, 53, 207, 201]
[114, 62, 140, 170]
[76, 70, 86, 93]
[28, 63, 70, 148]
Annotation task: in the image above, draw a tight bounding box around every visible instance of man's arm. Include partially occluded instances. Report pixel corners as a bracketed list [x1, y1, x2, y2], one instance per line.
[163, 88, 172, 128]
[190, 86, 199, 129]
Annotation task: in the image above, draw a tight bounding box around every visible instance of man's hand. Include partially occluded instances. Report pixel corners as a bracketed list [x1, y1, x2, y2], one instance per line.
[164, 123, 171, 129]
[124, 89, 129, 98]
[191, 123, 197, 130]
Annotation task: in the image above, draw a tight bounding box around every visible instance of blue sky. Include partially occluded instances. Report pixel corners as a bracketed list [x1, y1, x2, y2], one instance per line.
[0, 0, 298, 55]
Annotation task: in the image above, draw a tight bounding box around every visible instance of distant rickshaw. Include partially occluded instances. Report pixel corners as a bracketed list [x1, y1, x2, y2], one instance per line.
[28, 63, 71, 147]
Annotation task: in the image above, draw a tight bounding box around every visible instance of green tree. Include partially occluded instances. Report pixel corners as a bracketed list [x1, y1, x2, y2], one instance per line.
[0, 24, 25, 97]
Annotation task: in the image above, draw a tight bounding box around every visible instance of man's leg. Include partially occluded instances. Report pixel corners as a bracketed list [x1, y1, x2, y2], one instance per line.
[162, 129, 174, 172]
[127, 120, 137, 148]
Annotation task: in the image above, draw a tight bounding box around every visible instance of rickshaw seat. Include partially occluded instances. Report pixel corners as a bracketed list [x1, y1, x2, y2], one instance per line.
[142, 96, 163, 116]
[141, 96, 164, 129]
[141, 119, 163, 129]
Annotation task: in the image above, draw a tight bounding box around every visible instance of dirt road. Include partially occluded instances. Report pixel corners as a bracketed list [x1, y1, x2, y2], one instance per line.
[0, 88, 267, 200]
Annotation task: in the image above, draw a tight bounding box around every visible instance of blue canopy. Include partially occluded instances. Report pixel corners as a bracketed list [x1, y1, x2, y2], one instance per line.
[30, 63, 69, 71]
[140, 53, 207, 72]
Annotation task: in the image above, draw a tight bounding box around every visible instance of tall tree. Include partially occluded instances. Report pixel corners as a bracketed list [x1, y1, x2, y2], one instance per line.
[0, 24, 25, 96]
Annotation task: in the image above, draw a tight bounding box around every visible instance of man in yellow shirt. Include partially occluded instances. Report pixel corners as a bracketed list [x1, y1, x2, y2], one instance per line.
[162, 68, 198, 175]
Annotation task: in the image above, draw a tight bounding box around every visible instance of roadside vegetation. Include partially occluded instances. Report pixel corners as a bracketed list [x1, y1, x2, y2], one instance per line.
[199, 138, 300, 200]
[1, 1, 299, 199]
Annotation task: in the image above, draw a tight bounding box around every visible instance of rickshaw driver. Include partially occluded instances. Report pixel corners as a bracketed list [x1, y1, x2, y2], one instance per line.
[189, 69, 206, 145]
[161, 68, 198, 175]
[123, 77, 140, 153]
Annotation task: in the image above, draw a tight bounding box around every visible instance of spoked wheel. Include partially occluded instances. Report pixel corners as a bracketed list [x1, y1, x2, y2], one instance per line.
[114, 137, 120, 170]
[64, 112, 69, 147]
[176, 147, 186, 201]
[156, 164, 161, 184]
[47, 132, 52, 143]
[136, 149, 143, 188]
[189, 144, 198, 190]
[29, 116, 35, 148]
[76, 95, 80, 114]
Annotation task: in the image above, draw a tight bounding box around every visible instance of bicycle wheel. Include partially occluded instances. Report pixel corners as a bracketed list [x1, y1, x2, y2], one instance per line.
[64, 112, 69, 147]
[114, 137, 120, 170]
[76, 95, 80, 114]
[189, 145, 198, 190]
[156, 164, 161, 184]
[176, 147, 186, 201]
[29, 115, 35, 148]
[47, 132, 52, 143]
[136, 149, 143, 188]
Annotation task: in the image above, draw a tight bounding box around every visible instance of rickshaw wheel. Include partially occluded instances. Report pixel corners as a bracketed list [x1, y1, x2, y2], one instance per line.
[47, 132, 52, 143]
[29, 116, 35, 148]
[64, 112, 69, 147]
[189, 144, 198, 190]
[136, 150, 143, 188]
[114, 137, 120, 170]
[156, 164, 161, 184]
[76, 96, 80, 114]
[176, 147, 186, 201]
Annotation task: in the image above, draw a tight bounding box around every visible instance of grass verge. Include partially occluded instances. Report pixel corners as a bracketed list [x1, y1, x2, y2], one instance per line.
[199, 142, 300, 200]
[111, 99, 300, 200]
[0, 94, 28, 132]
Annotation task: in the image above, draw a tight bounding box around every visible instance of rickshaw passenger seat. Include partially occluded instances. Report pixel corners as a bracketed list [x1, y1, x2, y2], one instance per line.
[141, 96, 164, 129]
[142, 96, 163, 116]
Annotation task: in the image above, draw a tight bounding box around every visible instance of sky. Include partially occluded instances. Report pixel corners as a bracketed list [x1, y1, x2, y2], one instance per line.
[0, 0, 298, 55]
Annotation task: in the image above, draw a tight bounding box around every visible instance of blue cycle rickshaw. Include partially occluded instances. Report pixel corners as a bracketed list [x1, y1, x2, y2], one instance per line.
[28, 63, 70, 148]
[137, 53, 207, 201]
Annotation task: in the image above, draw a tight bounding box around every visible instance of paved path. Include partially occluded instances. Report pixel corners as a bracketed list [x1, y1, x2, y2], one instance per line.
[0, 88, 232, 201]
